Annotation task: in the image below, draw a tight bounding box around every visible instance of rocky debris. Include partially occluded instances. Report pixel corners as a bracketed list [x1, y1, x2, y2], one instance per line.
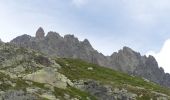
[74, 80, 137, 100]
[26, 87, 41, 94]
[157, 97, 168, 100]
[64, 94, 70, 99]
[40, 92, 57, 100]
[73, 80, 170, 100]
[34, 55, 52, 66]
[0, 43, 62, 79]
[26, 87, 59, 100]
[113, 88, 137, 100]
[71, 98, 79, 100]
[0, 43, 70, 99]
[151, 91, 170, 100]
[35, 27, 45, 39]
[0, 90, 38, 100]
[63, 94, 80, 100]
[10, 28, 170, 88]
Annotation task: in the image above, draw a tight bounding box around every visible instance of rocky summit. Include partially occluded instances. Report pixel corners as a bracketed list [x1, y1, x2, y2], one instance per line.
[0, 42, 170, 100]
[11, 27, 170, 88]
[36, 27, 45, 39]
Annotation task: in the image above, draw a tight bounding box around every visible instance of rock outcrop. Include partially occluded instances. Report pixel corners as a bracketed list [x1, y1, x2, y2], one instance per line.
[0, 42, 170, 100]
[35, 27, 45, 39]
[74, 80, 137, 100]
[1, 90, 38, 100]
[10, 27, 170, 88]
[110, 47, 170, 87]
[23, 67, 73, 89]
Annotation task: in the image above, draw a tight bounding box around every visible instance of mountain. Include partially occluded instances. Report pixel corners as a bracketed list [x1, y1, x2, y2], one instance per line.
[0, 42, 170, 100]
[10, 27, 170, 88]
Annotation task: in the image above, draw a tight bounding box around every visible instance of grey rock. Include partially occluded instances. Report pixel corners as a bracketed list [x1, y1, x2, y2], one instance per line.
[10, 28, 170, 88]
[23, 67, 73, 89]
[36, 27, 45, 39]
[74, 80, 137, 100]
[40, 92, 57, 100]
[1, 90, 37, 100]
[9, 34, 31, 47]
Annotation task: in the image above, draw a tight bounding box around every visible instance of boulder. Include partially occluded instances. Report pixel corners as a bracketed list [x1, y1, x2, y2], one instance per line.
[23, 67, 73, 89]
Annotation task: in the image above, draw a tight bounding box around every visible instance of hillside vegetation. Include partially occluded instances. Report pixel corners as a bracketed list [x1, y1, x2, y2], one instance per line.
[0, 42, 169, 100]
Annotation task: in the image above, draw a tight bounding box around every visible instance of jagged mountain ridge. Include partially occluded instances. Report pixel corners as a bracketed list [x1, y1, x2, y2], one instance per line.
[10, 27, 170, 87]
[0, 42, 170, 100]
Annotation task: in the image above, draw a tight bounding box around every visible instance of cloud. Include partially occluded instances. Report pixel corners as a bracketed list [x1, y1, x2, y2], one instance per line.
[1, 0, 170, 57]
[120, 0, 170, 26]
[72, 0, 88, 7]
[146, 39, 170, 73]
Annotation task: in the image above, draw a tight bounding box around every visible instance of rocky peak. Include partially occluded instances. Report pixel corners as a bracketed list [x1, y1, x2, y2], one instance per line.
[110, 47, 141, 73]
[64, 34, 79, 43]
[10, 28, 170, 88]
[122, 46, 137, 55]
[123, 46, 133, 51]
[46, 31, 62, 39]
[82, 39, 92, 48]
[36, 27, 45, 39]
[64, 34, 75, 39]
[111, 46, 140, 59]
[147, 55, 157, 61]
[11, 34, 32, 44]
[145, 55, 159, 68]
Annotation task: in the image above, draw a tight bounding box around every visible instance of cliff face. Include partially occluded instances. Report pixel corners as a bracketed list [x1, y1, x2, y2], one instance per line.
[10, 27, 170, 87]
[11, 30, 109, 67]
[35, 27, 45, 39]
[0, 42, 170, 100]
[110, 47, 170, 87]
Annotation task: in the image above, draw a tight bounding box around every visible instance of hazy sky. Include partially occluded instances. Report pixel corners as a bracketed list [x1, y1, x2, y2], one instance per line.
[1, 0, 170, 72]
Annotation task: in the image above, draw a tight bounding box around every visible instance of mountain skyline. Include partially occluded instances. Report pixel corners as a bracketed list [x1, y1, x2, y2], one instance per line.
[9, 27, 170, 88]
[1, 1, 170, 99]
[0, 0, 170, 73]
[0, 41, 169, 99]
[0, 27, 169, 74]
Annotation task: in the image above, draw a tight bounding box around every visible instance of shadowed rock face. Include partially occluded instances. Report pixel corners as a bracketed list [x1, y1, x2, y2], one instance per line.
[10, 27, 170, 88]
[110, 47, 170, 87]
[36, 27, 45, 39]
[1, 90, 38, 100]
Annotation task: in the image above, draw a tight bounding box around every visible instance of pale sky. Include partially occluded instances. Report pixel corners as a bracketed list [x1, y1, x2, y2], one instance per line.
[0, 0, 170, 73]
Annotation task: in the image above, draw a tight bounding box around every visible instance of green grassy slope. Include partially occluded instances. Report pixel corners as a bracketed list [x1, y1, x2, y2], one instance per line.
[56, 58, 170, 100]
[0, 43, 170, 100]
